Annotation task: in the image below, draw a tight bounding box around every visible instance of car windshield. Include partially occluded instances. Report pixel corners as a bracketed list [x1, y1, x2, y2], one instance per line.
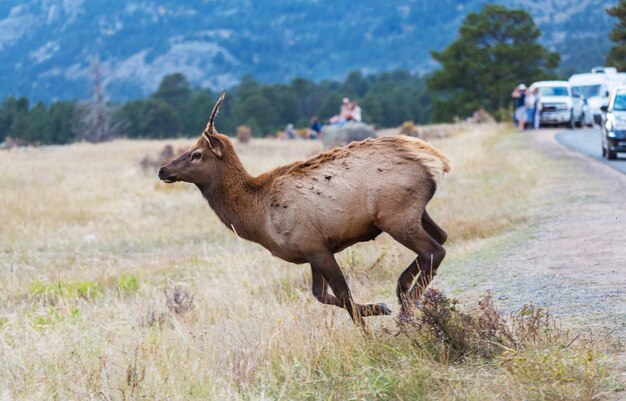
[614, 94, 626, 111]
[572, 85, 601, 98]
[538, 86, 569, 97]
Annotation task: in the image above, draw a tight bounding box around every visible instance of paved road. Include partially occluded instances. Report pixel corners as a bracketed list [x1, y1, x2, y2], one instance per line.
[555, 128, 626, 174]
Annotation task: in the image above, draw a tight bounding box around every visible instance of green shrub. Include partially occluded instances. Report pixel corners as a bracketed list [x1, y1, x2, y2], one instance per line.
[30, 279, 101, 302]
[117, 274, 141, 295]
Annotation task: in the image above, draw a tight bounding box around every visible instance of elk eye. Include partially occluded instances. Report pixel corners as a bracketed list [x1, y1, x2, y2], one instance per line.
[192, 152, 202, 160]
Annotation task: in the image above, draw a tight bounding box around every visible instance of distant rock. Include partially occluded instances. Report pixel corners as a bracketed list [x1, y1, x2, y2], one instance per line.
[321, 123, 377, 149]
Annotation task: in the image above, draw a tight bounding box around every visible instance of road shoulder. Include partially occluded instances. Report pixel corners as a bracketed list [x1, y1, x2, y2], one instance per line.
[447, 128, 626, 335]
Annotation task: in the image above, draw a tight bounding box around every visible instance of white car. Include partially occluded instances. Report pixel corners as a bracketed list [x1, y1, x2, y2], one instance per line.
[601, 86, 626, 159]
[529, 81, 584, 128]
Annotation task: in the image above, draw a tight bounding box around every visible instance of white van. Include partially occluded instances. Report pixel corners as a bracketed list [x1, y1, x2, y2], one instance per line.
[569, 67, 626, 125]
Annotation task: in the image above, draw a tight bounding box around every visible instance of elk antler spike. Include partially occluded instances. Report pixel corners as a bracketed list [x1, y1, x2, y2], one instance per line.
[204, 89, 225, 137]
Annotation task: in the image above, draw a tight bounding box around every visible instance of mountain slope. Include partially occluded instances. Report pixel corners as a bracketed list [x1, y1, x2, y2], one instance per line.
[0, 0, 616, 101]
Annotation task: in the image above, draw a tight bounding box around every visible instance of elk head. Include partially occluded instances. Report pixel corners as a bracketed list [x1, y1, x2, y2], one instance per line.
[158, 91, 229, 186]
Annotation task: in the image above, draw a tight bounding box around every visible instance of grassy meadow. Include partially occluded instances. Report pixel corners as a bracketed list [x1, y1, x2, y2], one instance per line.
[0, 125, 620, 400]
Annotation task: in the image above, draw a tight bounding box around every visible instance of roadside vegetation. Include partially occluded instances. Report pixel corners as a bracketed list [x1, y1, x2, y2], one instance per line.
[0, 123, 621, 400]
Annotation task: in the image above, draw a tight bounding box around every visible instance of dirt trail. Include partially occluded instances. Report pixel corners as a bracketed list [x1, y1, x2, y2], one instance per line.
[453, 129, 626, 338]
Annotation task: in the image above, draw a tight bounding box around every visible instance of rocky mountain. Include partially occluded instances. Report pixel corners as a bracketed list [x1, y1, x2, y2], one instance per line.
[0, 0, 616, 102]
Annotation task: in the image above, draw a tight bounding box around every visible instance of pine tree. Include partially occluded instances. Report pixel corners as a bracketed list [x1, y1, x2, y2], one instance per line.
[606, 0, 626, 71]
[427, 4, 559, 122]
[153, 73, 192, 118]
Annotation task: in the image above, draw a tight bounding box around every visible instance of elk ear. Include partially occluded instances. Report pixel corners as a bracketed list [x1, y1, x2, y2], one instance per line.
[202, 133, 224, 158]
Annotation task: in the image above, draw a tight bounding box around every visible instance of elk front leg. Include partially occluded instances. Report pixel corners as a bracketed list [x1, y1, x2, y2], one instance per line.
[311, 266, 342, 307]
[309, 253, 365, 326]
[311, 266, 391, 317]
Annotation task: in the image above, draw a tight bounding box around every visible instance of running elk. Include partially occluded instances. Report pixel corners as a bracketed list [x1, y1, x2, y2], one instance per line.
[159, 92, 450, 327]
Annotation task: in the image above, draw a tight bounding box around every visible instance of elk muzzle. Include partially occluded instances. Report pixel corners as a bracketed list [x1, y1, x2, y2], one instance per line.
[158, 166, 178, 183]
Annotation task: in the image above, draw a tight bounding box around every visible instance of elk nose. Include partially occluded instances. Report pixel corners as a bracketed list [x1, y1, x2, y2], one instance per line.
[158, 167, 166, 179]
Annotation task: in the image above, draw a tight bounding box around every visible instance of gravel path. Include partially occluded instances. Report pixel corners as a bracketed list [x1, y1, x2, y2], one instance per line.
[449, 130, 626, 338]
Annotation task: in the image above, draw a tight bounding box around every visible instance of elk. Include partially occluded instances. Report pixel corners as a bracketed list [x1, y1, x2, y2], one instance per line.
[159, 92, 450, 327]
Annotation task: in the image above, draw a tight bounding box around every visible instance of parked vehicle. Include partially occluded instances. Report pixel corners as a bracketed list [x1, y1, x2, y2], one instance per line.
[601, 86, 626, 160]
[569, 66, 626, 125]
[529, 81, 584, 128]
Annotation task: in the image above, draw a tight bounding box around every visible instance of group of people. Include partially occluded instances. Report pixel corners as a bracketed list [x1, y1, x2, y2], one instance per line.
[281, 117, 322, 140]
[511, 84, 540, 131]
[330, 97, 362, 125]
[280, 97, 363, 140]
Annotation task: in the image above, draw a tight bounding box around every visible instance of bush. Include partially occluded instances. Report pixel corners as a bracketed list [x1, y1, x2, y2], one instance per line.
[236, 125, 252, 144]
[142, 284, 197, 328]
[468, 108, 496, 124]
[399, 289, 580, 364]
[139, 144, 184, 170]
[399, 121, 419, 136]
[494, 107, 513, 122]
[165, 284, 196, 315]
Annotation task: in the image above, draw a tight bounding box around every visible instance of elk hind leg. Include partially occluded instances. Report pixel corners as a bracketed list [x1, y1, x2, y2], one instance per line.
[380, 214, 446, 315]
[422, 210, 447, 245]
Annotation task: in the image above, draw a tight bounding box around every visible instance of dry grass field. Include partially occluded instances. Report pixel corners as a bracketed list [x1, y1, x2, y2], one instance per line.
[0, 124, 621, 400]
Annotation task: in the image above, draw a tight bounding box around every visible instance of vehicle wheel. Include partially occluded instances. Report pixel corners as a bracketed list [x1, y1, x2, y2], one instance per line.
[607, 148, 617, 160]
[576, 114, 583, 128]
[568, 114, 575, 129]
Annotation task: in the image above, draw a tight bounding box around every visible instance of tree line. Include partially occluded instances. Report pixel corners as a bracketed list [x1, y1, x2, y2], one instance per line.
[1, 3, 625, 145]
[0, 69, 432, 144]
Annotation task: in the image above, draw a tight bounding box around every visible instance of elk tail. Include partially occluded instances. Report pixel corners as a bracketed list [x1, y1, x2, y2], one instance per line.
[402, 136, 451, 185]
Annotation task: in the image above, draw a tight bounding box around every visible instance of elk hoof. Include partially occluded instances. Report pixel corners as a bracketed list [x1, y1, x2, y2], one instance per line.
[378, 303, 392, 315]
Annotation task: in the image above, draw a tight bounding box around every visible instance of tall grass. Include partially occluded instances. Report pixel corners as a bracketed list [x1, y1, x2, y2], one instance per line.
[0, 126, 618, 400]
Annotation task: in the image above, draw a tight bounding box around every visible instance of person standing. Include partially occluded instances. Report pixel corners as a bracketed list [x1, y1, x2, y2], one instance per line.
[525, 86, 536, 129]
[309, 116, 322, 139]
[532, 87, 541, 129]
[284, 123, 296, 139]
[512, 84, 527, 131]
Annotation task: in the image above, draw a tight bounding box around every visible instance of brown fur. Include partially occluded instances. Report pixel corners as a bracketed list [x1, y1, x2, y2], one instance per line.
[258, 135, 450, 183]
[159, 95, 450, 327]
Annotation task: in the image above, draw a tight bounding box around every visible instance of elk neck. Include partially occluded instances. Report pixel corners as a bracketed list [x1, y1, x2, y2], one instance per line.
[196, 152, 267, 242]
